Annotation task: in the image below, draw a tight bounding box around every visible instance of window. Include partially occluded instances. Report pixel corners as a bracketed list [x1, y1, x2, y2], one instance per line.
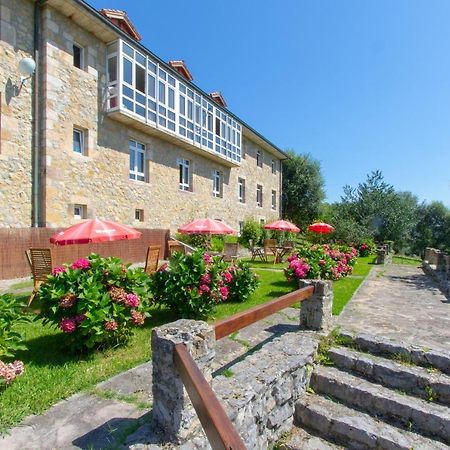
[239, 221, 244, 236]
[178, 158, 191, 191]
[212, 170, 222, 198]
[129, 140, 146, 181]
[73, 128, 84, 154]
[256, 150, 263, 168]
[74, 204, 86, 219]
[73, 44, 84, 69]
[256, 184, 263, 207]
[260, 218, 265, 225]
[272, 190, 277, 210]
[135, 209, 144, 221]
[238, 178, 246, 203]
[271, 159, 276, 174]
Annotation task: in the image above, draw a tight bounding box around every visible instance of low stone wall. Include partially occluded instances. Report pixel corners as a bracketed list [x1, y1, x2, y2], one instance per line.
[376, 244, 393, 265]
[422, 247, 450, 296]
[148, 281, 331, 449]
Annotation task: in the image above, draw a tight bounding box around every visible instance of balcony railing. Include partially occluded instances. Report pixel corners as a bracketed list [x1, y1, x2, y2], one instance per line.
[105, 39, 242, 167]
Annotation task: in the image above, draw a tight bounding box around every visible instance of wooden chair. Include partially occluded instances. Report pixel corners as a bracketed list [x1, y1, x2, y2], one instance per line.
[223, 242, 239, 263]
[249, 240, 266, 262]
[26, 248, 52, 306]
[144, 245, 161, 274]
[263, 239, 278, 262]
[168, 240, 186, 258]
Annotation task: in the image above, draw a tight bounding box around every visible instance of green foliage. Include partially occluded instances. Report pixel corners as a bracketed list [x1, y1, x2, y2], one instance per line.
[150, 251, 259, 319]
[0, 294, 30, 359]
[38, 254, 152, 352]
[238, 218, 263, 247]
[282, 151, 325, 228]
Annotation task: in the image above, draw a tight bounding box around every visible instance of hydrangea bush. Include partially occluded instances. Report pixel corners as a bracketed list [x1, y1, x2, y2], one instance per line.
[38, 254, 152, 352]
[150, 251, 259, 319]
[285, 244, 358, 281]
[357, 240, 376, 257]
[0, 294, 29, 388]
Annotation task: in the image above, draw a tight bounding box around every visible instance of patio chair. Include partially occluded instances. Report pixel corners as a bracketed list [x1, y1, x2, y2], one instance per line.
[263, 239, 278, 262]
[168, 240, 186, 258]
[26, 248, 52, 306]
[144, 245, 161, 274]
[249, 240, 266, 262]
[223, 242, 239, 263]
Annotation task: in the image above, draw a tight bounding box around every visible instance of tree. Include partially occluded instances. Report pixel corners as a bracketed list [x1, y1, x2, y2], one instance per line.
[282, 151, 325, 228]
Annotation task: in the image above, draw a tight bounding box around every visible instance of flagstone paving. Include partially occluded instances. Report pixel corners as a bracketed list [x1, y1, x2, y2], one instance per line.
[337, 263, 450, 354]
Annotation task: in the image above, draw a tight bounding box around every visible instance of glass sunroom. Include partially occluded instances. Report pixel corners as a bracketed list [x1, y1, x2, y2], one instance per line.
[106, 39, 242, 166]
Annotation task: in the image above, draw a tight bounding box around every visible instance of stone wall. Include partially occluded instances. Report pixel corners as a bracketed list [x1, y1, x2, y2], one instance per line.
[422, 247, 450, 296]
[0, 0, 35, 227]
[1, 0, 283, 232]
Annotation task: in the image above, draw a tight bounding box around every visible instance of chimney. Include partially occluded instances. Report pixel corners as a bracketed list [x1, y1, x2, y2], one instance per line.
[210, 91, 227, 108]
[168, 60, 193, 82]
[100, 9, 142, 41]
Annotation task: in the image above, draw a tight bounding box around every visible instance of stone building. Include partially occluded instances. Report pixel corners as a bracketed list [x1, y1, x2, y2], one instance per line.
[0, 0, 287, 233]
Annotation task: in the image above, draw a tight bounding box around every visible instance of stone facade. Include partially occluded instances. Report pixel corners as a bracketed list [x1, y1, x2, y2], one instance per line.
[0, 0, 285, 231]
[422, 247, 450, 296]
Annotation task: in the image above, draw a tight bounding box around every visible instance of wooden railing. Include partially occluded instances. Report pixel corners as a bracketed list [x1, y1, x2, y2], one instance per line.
[213, 285, 314, 340]
[174, 285, 315, 450]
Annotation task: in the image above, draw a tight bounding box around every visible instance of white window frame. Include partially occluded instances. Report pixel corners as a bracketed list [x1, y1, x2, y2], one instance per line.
[271, 190, 277, 210]
[271, 159, 276, 174]
[74, 204, 86, 220]
[135, 208, 144, 221]
[238, 177, 246, 203]
[129, 139, 146, 182]
[73, 43, 84, 69]
[256, 184, 263, 207]
[178, 158, 191, 191]
[73, 127, 84, 154]
[256, 150, 263, 168]
[238, 221, 244, 236]
[212, 170, 222, 198]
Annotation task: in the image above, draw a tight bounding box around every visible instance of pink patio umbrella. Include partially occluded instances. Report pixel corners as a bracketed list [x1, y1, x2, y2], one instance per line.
[308, 222, 334, 234]
[178, 218, 236, 235]
[264, 220, 300, 233]
[50, 218, 142, 245]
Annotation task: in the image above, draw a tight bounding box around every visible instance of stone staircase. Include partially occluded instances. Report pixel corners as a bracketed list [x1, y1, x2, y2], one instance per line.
[281, 332, 450, 450]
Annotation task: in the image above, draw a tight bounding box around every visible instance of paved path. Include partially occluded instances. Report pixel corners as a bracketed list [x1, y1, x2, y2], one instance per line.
[0, 307, 303, 450]
[338, 264, 450, 353]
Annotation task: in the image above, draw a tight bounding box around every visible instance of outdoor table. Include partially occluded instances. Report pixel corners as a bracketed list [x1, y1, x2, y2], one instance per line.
[273, 246, 294, 263]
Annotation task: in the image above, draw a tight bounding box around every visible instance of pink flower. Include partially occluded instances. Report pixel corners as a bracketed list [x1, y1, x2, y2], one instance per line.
[104, 320, 118, 331]
[219, 286, 229, 300]
[158, 262, 169, 272]
[203, 253, 212, 264]
[319, 259, 326, 266]
[0, 360, 24, 384]
[125, 293, 140, 308]
[130, 310, 145, 326]
[71, 258, 90, 270]
[200, 273, 211, 284]
[52, 266, 66, 276]
[199, 284, 210, 294]
[59, 317, 77, 333]
[287, 254, 298, 263]
[222, 271, 233, 283]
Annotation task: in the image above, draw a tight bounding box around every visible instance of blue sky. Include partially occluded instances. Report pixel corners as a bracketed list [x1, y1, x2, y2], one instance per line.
[90, 0, 450, 207]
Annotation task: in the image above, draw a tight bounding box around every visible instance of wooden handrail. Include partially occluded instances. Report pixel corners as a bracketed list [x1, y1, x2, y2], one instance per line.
[213, 286, 314, 340]
[174, 343, 247, 450]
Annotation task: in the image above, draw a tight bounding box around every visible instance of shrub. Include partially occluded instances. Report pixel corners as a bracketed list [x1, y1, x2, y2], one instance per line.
[285, 243, 357, 281]
[38, 254, 152, 352]
[150, 251, 259, 318]
[238, 218, 262, 248]
[0, 294, 29, 388]
[358, 240, 376, 257]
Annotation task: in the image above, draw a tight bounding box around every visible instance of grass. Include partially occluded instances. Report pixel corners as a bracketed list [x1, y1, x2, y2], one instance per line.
[332, 277, 364, 315]
[351, 255, 376, 276]
[240, 257, 285, 270]
[393, 255, 422, 266]
[7, 280, 34, 291]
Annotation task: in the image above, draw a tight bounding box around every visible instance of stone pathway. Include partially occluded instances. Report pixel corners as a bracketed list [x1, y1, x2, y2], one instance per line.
[337, 263, 450, 353]
[0, 307, 303, 450]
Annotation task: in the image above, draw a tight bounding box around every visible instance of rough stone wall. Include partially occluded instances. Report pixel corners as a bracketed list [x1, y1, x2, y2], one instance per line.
[0, 0, 34, 227]
[422, 247, 450, 296]
[37, 5, 283, 232]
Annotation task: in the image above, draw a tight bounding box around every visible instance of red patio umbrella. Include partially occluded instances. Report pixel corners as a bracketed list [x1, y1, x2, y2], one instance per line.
[178, 218, 236, 235]
[264, 220, 300, 233]
[308, 222, 334, 234]
[50, 218, 142, 245]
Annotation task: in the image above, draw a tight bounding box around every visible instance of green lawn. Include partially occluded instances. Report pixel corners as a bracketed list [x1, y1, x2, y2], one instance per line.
[351, 255, 376, 276]
[393, 255, 422, 266]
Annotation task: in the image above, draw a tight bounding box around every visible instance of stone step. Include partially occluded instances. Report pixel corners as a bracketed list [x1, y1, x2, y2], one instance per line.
[329, 346, 450, 406]
[278, 425, 344, 450]
[311, 365, 450, 444]
[339, 330, 450, 375]
[295, 393, 449, 450]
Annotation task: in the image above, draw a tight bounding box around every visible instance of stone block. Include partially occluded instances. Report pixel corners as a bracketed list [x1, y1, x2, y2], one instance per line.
[299, 280, 333, 332]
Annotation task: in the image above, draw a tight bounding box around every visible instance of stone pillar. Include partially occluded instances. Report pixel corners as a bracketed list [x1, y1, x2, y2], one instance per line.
[152, 319, 216, 443]
[298, 280, 333, 332]
[376, 248, 386, 265]
[437, 252, 445, 272]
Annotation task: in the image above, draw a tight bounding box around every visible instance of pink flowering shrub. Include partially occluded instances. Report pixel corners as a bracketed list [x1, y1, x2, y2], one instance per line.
[357, 240, 376, 257]
[38, 253, 152, 352]
[150, 251, 259, 319]
[285, 244, 358, 281]
[0, 360, 24, 387]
